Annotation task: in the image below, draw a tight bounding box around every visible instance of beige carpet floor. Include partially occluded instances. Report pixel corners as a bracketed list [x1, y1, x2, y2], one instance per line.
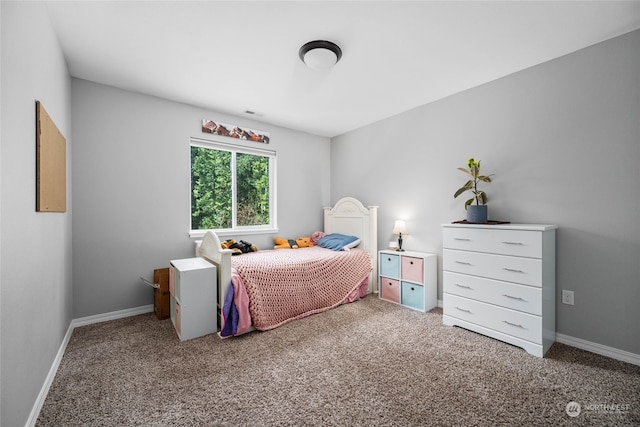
[37, 295, 639, 426]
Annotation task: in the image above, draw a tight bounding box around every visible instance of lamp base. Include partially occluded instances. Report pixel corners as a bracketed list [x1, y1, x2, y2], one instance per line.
[395, 248, 405, 252]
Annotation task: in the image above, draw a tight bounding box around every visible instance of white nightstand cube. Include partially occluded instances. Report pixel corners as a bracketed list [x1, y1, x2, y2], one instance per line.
[169, 257, 217, 341]
[378, 250, 437, 312]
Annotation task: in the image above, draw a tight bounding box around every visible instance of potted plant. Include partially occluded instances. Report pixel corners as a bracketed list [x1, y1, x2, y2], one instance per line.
[454, 158, 493, 223]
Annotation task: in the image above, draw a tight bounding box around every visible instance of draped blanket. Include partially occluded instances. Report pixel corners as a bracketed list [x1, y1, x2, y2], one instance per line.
[227, 247, 371, 332]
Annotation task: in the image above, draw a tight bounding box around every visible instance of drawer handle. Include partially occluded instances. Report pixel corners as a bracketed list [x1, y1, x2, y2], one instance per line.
[387, 257, 391, 261]
[455, 306, 471, 313]
[455, 261, 472, 265]
[502, 320, 525, 329]
[454, 238, 471, 241]
[455, 284, 473, 290]
[410, 261, 414, 265]
[502, 294, 525, 301]
[502, 241, 524, 245]
[502, 268, 524, 273]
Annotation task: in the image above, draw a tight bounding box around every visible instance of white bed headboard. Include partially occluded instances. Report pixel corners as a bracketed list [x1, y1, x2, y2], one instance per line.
[324, 197, 378, 293]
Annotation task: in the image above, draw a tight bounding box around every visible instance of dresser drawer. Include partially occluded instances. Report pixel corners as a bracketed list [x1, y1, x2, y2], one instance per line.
[443, 227, 543, 258]
[401, 256, 424, 284]
[169, 265, 177, 297]
[443, 271, 542, 315]
[380, 277, 400, 304]
[170, 296, 181, 337]
[379, 253, 400, 279]
[444, 294, 541, 344]
[401, 282, 424, 311]
[443, 249, 542, 287]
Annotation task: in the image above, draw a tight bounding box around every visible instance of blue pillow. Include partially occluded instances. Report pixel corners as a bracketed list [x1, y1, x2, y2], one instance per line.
[317, 233, 360, 251]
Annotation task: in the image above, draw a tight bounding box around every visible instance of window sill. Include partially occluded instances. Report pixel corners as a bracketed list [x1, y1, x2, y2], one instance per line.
[189, 227, 279, 240]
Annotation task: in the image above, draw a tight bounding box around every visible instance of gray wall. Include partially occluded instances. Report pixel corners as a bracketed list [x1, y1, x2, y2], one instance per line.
[331, 30, 640, 355]
[1, 2, 73, 426]
[1, 3, 637, 425]
[71, 79, 331, 318]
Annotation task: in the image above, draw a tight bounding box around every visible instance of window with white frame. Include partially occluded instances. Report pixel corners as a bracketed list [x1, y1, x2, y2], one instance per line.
[190, 138, 276, 237]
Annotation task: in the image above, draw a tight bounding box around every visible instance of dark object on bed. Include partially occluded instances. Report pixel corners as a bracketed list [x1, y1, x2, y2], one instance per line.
[222, 239, 258, 255]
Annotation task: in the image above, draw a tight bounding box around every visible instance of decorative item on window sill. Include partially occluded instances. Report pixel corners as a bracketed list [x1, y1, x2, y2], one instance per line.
[392, 220, 408, 252]
[201, 119, 270, 144]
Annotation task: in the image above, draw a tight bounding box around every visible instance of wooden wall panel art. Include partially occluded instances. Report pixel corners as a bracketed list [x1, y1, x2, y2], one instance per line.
[36, 100, 67, 212]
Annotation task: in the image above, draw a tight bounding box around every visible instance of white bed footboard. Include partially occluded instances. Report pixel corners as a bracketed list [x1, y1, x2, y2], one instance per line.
[196, 231, 233, 316]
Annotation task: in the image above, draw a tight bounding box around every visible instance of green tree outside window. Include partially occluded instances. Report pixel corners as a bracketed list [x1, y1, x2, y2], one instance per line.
[191, 142, 273, 231]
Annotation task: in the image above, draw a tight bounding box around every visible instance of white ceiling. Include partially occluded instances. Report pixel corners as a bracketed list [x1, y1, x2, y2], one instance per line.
[45, 1, 640, 138]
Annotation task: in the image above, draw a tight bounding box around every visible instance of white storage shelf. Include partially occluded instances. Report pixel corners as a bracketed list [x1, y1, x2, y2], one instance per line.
[378, 250, 437, 312]
[442, 223, 557, 357]
[169, 257, 217, 341]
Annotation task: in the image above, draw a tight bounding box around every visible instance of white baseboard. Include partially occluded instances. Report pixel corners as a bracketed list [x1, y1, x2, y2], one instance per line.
[556, 333, 640, 366]
[25, 322, 74, 427]
[72, 304, 154, 328]
[26, 304, 154, 427]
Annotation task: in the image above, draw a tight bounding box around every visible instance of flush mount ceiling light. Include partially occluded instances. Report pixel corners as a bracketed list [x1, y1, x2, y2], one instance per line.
[299, 40, 342, 70]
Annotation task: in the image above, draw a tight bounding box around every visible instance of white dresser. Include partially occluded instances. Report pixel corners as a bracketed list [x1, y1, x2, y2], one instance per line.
[442, 223, 557, 357]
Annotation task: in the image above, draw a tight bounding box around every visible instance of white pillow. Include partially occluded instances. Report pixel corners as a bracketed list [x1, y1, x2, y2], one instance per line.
[341, 238, 361, 251]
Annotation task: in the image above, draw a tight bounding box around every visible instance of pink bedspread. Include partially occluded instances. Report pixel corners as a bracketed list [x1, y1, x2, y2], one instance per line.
[230, 246, 371, 331]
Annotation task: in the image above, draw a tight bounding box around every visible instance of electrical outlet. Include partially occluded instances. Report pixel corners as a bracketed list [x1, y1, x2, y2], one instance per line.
[562, 290, 574, 305]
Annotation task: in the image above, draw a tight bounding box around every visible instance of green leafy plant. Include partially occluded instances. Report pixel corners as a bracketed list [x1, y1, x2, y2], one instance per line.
[454, 158, 493, 209]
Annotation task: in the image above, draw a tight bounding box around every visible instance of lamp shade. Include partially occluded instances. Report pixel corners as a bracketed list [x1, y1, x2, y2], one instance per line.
[392, 220, 408, 235]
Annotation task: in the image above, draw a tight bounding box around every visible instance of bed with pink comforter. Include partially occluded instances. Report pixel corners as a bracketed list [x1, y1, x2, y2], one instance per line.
[221, 246, 371, 337]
